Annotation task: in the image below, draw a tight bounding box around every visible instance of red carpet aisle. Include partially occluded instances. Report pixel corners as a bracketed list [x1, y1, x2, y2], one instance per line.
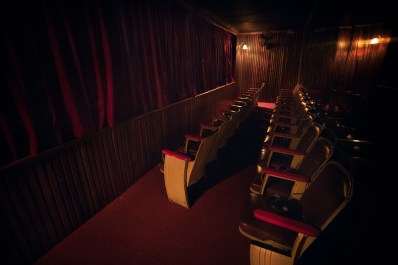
[34, 163, 257, 265]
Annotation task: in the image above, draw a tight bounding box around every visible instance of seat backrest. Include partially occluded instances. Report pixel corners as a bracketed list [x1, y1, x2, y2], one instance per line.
[298, 161, 353, 256]
[265, 123, 321, 170]
[293, 113, 314, 136]
[186, 131, 219, 186]
[291, 104, 309, 125]
[297, 137, 335, 179]
[295, 123, 322, 153]
[213, 115, 233, 150]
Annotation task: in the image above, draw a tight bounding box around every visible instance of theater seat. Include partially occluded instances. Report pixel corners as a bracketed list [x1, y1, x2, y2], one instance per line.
[162, 130, 219, 208]
[239, 161, 353, 265]
[258, 123, 323, 173]
[251, 137, 335, 198]
[264, 114, 315, 148]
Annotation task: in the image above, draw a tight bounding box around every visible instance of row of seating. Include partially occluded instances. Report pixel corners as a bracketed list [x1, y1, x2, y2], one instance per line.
[238, 84, 354, 265]
[161, 84, 265, 208]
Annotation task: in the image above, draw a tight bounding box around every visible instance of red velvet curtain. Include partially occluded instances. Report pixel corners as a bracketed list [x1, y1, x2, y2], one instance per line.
[1, 0, 235, 167]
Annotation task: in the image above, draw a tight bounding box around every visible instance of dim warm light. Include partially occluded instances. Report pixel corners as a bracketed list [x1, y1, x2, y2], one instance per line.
[357, 35, 388, 46]
[370, 37, 380, 44]
[338, 41, 346, 49]
[237, 43, 248, 51]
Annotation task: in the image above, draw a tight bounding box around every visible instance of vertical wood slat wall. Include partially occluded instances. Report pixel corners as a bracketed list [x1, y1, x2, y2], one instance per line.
[234, 25, 390, 106]
[299, 24, 391, 104]
[235, 32, 303, 103]
[0, 83, 238, 264]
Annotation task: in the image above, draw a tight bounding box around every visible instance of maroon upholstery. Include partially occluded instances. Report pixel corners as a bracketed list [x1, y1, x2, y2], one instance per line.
[254, 209, 320, 237]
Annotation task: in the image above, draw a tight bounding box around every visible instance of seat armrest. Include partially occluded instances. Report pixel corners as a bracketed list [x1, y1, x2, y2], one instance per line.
[162, 149, 192, 161]
[184, 134, 205, 142]
[262, 168, 309, 182]
[266, 145, 305, 155]
[254, 209, 320, 237]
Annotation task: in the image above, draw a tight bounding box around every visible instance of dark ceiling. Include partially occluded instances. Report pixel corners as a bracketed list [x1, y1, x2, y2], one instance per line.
[180, 0, 397, 33]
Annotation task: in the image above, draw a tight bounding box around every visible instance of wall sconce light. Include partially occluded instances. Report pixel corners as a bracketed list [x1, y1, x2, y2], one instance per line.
[369, 37, 380, 44]
[238, 43, 248, 50]
[358, 35, 388, 46]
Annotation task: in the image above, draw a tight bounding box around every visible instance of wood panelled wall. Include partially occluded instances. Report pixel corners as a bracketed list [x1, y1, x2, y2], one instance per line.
[235, 32, 303, 102]
[0, 83, 238, 264]
[300, 24, 391, 105]
[235, 24, 391, 107]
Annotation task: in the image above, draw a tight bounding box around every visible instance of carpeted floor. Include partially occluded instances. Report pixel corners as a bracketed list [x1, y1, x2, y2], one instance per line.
[33, 108, 390, 265]
[34, 163, 258, 265]
[34, 110, 267, 265]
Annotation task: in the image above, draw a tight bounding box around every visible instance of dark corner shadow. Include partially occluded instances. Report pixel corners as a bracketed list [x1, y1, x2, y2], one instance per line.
[187, 108, 270, 207]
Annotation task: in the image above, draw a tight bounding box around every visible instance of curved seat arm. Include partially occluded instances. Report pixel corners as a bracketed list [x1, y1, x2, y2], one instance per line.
[262, 168, 309, 182]
[184, 134, 205, 142]
[254, 209, 320, 237]
[161, 149, 192, 161]
[266, 145, 305, 155]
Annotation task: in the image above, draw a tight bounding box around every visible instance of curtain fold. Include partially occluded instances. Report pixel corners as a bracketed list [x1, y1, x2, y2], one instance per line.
[1, 0, 235, 167]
